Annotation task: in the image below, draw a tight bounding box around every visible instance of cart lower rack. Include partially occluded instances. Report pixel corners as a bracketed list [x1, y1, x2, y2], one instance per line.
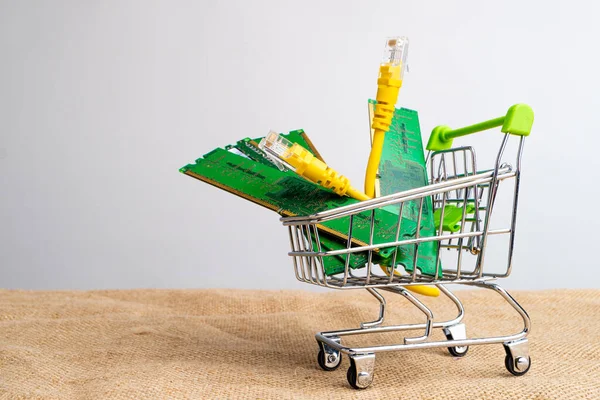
[280, 107, 534, 389]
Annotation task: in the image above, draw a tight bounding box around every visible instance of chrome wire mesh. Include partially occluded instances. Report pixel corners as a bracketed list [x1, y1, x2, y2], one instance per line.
[281, 134, 525, 289]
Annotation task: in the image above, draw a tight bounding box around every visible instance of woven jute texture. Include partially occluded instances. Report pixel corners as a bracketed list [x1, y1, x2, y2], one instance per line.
[0, 288, 598, 399]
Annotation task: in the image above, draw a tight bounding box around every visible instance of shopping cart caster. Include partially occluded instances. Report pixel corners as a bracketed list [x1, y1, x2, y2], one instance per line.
[503, 339, 531, 376]
[347, 354, 375, 390]
[317, 337, 342, 371]
[443, 323, 469, 357]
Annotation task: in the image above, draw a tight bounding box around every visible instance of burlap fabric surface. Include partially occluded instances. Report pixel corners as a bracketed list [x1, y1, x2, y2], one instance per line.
[0, 289, 598, 399]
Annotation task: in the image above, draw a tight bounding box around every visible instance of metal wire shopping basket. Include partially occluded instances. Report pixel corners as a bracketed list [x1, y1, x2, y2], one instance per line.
[280, 104, 534, 389]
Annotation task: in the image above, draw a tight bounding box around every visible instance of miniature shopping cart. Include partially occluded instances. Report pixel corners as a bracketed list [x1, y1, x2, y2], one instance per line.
[280, 104, 534, 389]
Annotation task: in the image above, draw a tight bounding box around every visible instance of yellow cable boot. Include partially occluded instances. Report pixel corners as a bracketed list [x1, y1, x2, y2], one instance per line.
[365, 37, 409, 197]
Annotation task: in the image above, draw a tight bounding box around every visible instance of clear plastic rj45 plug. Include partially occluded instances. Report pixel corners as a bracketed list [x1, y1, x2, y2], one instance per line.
[382, 36, 409, 80]
[258, 131, 295, 171]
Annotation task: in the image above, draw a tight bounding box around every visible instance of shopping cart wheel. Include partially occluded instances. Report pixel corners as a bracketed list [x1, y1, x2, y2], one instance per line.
[447, 345, 469, 357]
[443, 323, 469, 357]
[317, 349, 342, 371]
[346, 354, 375, 390]
[503, 339, 531, 376]
[317, 337, 342, 371]
[505, 355, 531, 376]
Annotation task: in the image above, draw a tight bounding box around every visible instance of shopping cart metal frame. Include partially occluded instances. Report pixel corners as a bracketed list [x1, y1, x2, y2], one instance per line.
[281, 106, 533, 389]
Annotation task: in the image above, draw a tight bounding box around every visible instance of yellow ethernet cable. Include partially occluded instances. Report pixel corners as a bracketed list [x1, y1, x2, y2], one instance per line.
[364, 37, 409, 197]
[365, 38, 438, 297]
[259, 132, 370, 201]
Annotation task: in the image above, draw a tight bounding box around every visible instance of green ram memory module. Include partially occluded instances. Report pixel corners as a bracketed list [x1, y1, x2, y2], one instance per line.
[369, 102, 440, 277]
[181, 147, 404, 259]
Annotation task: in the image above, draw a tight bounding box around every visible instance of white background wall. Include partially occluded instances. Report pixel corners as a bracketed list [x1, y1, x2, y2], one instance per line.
[1, 0, 599, 290]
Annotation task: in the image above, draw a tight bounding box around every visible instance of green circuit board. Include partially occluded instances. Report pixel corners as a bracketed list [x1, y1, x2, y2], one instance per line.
[369, 101, 440, 277]
[180, 146, 404, 260]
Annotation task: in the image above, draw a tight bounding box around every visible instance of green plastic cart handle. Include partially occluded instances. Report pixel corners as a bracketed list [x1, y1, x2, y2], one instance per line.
[426, 104, 534, 151]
